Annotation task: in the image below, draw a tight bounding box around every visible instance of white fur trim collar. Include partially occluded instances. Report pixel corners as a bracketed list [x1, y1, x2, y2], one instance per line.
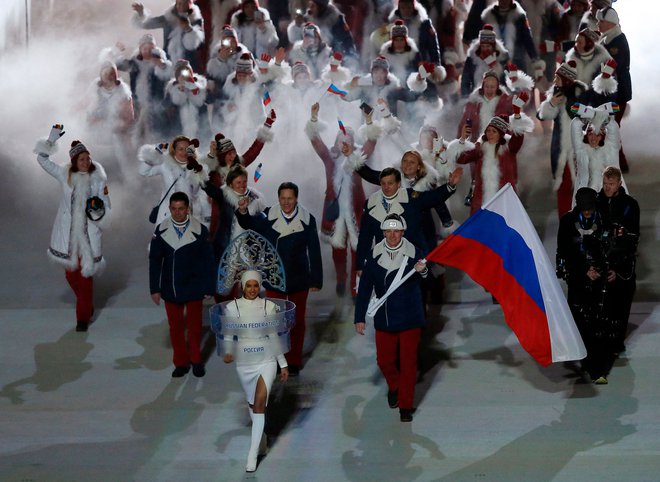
[373, 237, 416, 272]
[267, 204, 311, 237]
[367, 188, 408, 222]
[159, 215, 203, 250]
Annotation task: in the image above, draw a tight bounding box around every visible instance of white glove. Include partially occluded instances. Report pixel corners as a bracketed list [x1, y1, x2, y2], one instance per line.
[575, 103, 596, 119]
[600, 102, 619, 116]
[378, 101, 392, 118]
[47, 124, 65, 145]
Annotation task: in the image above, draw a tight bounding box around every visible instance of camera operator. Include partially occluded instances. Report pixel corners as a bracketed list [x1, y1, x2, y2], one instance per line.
[557, 187, 619, 384]
[597, 166, 640, 354]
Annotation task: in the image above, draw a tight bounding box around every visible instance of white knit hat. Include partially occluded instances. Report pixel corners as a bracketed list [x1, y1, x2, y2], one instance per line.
[235, 53, 254, 74]
[139, 33, 156, 48]
[479, 24, 497, 44]
[487, 115, 510, 137]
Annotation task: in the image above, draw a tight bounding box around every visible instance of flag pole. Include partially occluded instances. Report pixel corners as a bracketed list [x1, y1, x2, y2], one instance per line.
[261, 86, 268, 117]
[317, 84, 330, 104]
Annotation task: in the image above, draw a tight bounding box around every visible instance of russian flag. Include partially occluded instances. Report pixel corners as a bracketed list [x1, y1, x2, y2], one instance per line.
[337, 118, 347, 136]
[327, 83, 347, 97]
[263, 90, 271, 106]
[427, 184, 586, 366]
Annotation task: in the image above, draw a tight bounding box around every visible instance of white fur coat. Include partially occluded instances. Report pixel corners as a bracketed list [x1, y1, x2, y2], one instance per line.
[35, 142, 110, 277]
[571, 116, 620, 194]
[138, 144, 209, 224]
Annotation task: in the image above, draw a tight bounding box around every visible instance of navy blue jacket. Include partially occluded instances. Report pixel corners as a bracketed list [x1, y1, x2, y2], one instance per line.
[354, 239, 426, 332]
[390, 8, 441, 65]
[602, 32, 632, 104]
[149, 216, 216, 303]
[482, 2, 538, 70]
[356, 185, 455, 270]
[236, 205, 323, 293]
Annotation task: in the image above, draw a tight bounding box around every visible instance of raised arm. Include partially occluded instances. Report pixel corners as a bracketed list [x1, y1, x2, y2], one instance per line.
[242, 109, 277, 167]
[304, 102, 335, 190]
[34, 125, 68, 182]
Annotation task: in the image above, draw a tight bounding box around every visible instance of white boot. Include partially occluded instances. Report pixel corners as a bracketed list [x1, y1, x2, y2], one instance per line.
[246, 413, 265, 472]
[249, 409, 267, 455]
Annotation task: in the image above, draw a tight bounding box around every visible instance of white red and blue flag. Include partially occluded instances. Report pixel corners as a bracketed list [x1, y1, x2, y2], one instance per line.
[427, 184, 586, 366]
[327, 83, 347, 97]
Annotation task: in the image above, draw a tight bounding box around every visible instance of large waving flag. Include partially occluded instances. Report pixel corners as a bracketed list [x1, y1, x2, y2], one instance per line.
[427, 184, 586, 366]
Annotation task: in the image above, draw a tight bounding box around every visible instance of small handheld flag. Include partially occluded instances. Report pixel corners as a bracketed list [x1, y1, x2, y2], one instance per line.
[327, 83, 347, 97]
[254, 163, 263, 182]
[263, 90, 271, 106]
[337, 119, 347, 136]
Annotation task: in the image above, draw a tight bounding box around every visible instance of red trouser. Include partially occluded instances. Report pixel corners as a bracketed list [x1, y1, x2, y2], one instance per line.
[375, 328, 421, 410]
[65, 268, 94, 322]
[164, 300, 203, 367]
[266, 289, 309, 367]
[332, 247, 358, 296]
[556, 163, 573, 219]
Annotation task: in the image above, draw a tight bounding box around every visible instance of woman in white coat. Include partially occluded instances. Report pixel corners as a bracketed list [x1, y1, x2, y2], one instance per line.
[34, 127, 111, 332]
[221, 271, 289, 472]
[138, 135, 208, 225]
[571, 104, 621, 195]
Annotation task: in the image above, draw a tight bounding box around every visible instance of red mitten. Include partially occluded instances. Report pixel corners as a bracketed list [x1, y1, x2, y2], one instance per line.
[505, 62, 519, 81]
[483, 53, 497, 68]
[418, 62, 432, 79]
[601, 58, 618, 78]
[512, 90, 530, 114]
[264, 109, 276, 127]
[517, 90, 530, 104]
[186, 157, 203, 173]
[539, 40, 559, 54]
